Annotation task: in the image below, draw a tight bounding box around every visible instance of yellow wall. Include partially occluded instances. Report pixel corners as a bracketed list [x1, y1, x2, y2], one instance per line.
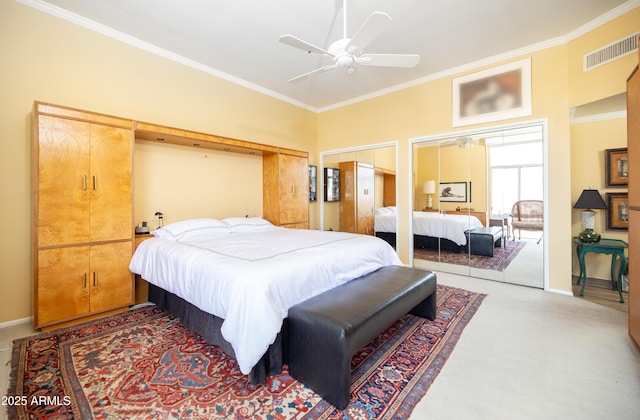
[571, 117, 629, 279]
[1, 0, 638, 323]
[318, 45, 574, 291]
[0, 0, 317, 324]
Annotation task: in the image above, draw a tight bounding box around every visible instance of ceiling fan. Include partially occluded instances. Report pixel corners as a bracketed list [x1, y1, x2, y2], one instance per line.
[279, 0, 420, 82]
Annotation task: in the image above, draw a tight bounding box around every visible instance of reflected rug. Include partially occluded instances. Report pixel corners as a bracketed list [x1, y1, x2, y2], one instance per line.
[415, 240, 526, 271]
[8, 285, 485, 419]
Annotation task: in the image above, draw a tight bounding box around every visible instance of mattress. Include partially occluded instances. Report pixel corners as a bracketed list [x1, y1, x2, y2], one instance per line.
[374, 209, 483, 246]
[129, 223, 401, 375]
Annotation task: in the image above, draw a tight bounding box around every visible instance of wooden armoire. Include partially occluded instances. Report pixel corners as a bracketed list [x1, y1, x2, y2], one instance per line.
[263, 148, 310, 229]
[628, 43, 640, 350]
[339, 161, 375, 235]
[32, 103, 134, 330]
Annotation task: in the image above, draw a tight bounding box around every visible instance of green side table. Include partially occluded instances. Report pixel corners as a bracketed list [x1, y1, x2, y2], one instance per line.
[573, 237, 628, 303]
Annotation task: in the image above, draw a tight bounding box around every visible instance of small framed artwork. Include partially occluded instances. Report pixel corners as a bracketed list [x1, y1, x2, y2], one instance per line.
[606, 192, 629, 231]
[452, 58, 532, 127]
[309, 165, 317, 202]
[439, 182, 468, 202]
[605, 148, 628, 187]
[324, 167, 340, 202]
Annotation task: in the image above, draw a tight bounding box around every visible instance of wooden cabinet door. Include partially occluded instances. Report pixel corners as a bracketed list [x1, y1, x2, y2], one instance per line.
[37, 116, 91, 247]
[356, 163, 375, 235]
[278, 154, 309, 225]
[339, 161, 356, 232]
[90, 242, 134, 313]
[90, 124, 133, 241]
[36, 246, 90, 326]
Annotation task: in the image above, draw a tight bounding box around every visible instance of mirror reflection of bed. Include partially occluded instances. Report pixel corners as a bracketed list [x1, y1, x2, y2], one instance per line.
[408, 123, 544, 288]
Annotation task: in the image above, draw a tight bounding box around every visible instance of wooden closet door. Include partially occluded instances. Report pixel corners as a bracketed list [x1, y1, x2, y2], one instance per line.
[36, 246, 90, 326]
[89, 124, 133, 241]
[89, 242, 134, 313]
[37, 116, 91, 247]
[278, 153, 309, 225]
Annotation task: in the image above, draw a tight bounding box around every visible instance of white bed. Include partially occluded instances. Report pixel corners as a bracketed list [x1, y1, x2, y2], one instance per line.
[129, 217, 401, 376]
[374, 207, 483, 246]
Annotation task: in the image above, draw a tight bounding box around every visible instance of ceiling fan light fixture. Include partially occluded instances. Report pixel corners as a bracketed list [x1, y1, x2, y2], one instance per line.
[280, 0, 420, 82]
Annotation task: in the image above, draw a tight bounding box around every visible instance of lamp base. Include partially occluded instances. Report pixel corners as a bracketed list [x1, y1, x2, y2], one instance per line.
[578, 228, 601, 243]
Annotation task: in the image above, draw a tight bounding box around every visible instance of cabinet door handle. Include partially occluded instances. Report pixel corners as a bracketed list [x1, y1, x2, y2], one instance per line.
[93, 272, 98, 286]
[82, 175, 87, 190]
[93, 176, 97, 190]
[82, 273, 87, 288]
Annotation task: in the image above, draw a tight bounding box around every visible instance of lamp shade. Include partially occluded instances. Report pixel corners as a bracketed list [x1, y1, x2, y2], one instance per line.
[573, 189, 607, 210]
[423, 180, 436, 194]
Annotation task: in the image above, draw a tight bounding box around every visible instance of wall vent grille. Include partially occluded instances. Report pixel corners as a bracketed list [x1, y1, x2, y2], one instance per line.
[584, 32, 639, 71]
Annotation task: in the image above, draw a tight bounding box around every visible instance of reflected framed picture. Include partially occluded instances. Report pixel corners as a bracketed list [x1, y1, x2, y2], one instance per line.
[452, 58, 532, 127]
[324, 167, 340, 202]
[439, 182, 468, 202]
[605, 148, 628, 187]
[606, 192, 629, 231]
[309, 165, 317, 202]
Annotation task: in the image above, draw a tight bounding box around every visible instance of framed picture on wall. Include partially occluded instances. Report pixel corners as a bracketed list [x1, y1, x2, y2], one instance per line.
[324, 167, 340, 202]
[605, 148, 628, 187]
[309, 165, 317, 201]
[452, 58, 532, 127]
[606, 192, 629, 231]
[439, 182, 468, 202]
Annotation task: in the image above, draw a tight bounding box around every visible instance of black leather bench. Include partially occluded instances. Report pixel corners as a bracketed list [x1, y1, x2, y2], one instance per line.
[467, 226, 502, 257]
[287, 265, 437, 409]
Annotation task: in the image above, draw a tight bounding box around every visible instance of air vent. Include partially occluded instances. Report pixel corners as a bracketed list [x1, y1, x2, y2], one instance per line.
[584, 32, 639, 71]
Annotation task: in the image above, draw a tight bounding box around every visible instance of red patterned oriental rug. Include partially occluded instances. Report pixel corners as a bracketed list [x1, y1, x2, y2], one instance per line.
[7, 285, 485, 419]
[414, 240, 526, 271]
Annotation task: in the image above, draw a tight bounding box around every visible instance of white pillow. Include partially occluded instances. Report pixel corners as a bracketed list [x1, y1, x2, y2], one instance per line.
[223, 217, 274, 233]
[153, 218, 230, 240]
[375, 207, 393, 215]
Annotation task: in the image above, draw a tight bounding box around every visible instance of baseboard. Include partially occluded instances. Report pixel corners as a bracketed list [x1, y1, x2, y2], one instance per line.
[0, 316, 32, 330]
[546, 287, 574, 297]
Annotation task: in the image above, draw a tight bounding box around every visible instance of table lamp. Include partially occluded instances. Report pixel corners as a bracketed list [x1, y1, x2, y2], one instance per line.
[573, 189, 607, 242]
[423, 180, 436, 209]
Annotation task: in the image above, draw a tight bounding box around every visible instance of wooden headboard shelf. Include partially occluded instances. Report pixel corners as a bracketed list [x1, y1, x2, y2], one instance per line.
[134, 121, 278, 156]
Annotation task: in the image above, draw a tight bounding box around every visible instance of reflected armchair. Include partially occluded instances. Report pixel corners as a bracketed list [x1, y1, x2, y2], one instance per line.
[510, 200, 543, 244]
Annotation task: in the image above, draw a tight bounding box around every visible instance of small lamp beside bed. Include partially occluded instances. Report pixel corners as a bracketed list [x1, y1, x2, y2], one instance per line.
[423, 180, 436, 209]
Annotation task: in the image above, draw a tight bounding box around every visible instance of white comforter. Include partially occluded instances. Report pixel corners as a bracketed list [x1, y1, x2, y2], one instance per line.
[375, 210, 483, 245]
[129, 227, 401, 375]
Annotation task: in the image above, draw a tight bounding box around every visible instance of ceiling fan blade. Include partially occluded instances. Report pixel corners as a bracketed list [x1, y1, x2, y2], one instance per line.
[279, 35, 333, 57]
[346, 12, 391, 53]
[288, 64, 338, 83]
[357, 53, 420, 68]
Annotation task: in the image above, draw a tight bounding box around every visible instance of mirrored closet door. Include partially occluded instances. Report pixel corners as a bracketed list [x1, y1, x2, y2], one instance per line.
[321, 145, 397, 249]
[411, 123, 545, 288]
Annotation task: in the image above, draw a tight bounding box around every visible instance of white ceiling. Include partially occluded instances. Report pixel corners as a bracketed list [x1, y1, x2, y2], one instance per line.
[28, 0, 635, 111]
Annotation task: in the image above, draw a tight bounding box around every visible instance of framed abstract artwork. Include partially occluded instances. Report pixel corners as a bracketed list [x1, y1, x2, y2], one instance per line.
[452, 58, 532, 127]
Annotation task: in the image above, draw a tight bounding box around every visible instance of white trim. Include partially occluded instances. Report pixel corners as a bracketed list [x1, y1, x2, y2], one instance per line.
[571, 110, 627, 124]
[0, 316, 32, 330]
[546, 288, 575, 297]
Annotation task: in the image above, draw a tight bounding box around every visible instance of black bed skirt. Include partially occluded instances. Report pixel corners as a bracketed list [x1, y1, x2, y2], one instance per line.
[148, 283, 288, 384]
[375, 232, 466, 253]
